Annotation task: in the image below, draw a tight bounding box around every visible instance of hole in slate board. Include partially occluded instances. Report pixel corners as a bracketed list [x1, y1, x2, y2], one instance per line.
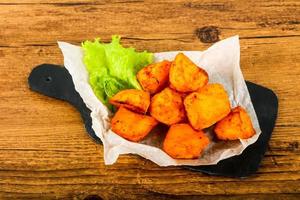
[45, 76, 52, 83]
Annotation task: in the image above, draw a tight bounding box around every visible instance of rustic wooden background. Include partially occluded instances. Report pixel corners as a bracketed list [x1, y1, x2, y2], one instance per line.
[0, 0, 300, 199]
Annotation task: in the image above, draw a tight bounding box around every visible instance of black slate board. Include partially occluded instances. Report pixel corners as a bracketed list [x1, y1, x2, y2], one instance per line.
[28, 64, 278, 178]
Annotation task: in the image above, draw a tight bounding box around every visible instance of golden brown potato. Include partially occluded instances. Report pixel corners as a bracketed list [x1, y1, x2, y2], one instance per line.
[184, 83, 231, 130]
[169, 53, 208, 92]
[111, 107, 158, 142]
[137, 60, 171, 94]
[109, 89, 150, 114]
[163, 123, 210, 159]
[214, 106, 256, 140]
[150, 87, 185, 125]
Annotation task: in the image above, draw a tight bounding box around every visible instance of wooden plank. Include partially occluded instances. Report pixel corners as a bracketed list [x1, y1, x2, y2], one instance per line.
[0, 38, 299, 199]
[0, 0, 299, 47]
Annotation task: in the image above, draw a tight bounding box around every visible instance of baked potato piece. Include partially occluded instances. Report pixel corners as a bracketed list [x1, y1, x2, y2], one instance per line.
[150, 87, 185, 125]
[163, 123, 210, 159]
[214, 106, 256, 140]
[111, 107, 158, 142]
[137, 60, 171, 94]
[184, 83, 231, 130]
[169, 53, 208, 92]
[109, 89, 150, 114]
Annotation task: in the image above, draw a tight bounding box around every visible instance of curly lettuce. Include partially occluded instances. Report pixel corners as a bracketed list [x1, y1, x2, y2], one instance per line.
[82, 35, 153, 110]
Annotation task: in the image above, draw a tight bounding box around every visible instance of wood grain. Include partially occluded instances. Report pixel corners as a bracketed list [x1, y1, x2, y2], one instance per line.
[0, 0, 299, 199]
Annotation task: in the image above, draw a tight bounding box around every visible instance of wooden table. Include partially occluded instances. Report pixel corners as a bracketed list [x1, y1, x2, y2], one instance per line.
[1, 0, 300, 199]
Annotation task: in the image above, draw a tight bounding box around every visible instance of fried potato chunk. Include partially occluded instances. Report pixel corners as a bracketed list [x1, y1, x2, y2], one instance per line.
[184, 83, 231, 130]
[111, 107, 158, 142]
[137, 60, 171, 94]
[163, 123, 210, 159]
[169, 53, 208, 92]
[214, 106, 256, 140]
[109, 89, 150, 114]
[150, 87, 185, 125]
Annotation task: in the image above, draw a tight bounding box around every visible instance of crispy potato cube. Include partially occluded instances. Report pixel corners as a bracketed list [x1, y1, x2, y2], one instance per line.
[169, 84, 189, 98]
[184, 83, 231, 130]
[150, 87, 185, 125]
[169, 53, 208, 92]
[137, 60, 171, 94]
[214, 106, 256, 140]
[163, 123, 210, 159]
[109, 89, 150, 114]
[111, 107, 158, 142]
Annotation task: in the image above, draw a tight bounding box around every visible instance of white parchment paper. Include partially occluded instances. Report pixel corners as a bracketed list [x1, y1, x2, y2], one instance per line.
[58, 35, 261, 166]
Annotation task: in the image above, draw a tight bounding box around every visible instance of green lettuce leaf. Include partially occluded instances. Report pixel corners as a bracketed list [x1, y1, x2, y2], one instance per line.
[82, 35, 153, 110]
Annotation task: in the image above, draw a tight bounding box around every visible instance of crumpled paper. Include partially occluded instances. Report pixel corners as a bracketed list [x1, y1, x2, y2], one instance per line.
[58, 35, 261, 166]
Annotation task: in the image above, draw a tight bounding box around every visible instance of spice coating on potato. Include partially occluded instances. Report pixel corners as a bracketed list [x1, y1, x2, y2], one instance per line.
[109, 89, 150, 114]
[169, 53, 208, 92]
[163, 123, 210, 159]
[137, 60, 171, 94]
[111, 107, 158, 142]
[150, 87, 185, 125]
[184, 83, 231, 130]
[214, 106, 256, 140]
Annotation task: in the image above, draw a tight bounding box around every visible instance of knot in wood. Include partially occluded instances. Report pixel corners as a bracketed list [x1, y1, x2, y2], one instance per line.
[195, 26, 220, 43]
[84, 195, 103, 200]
